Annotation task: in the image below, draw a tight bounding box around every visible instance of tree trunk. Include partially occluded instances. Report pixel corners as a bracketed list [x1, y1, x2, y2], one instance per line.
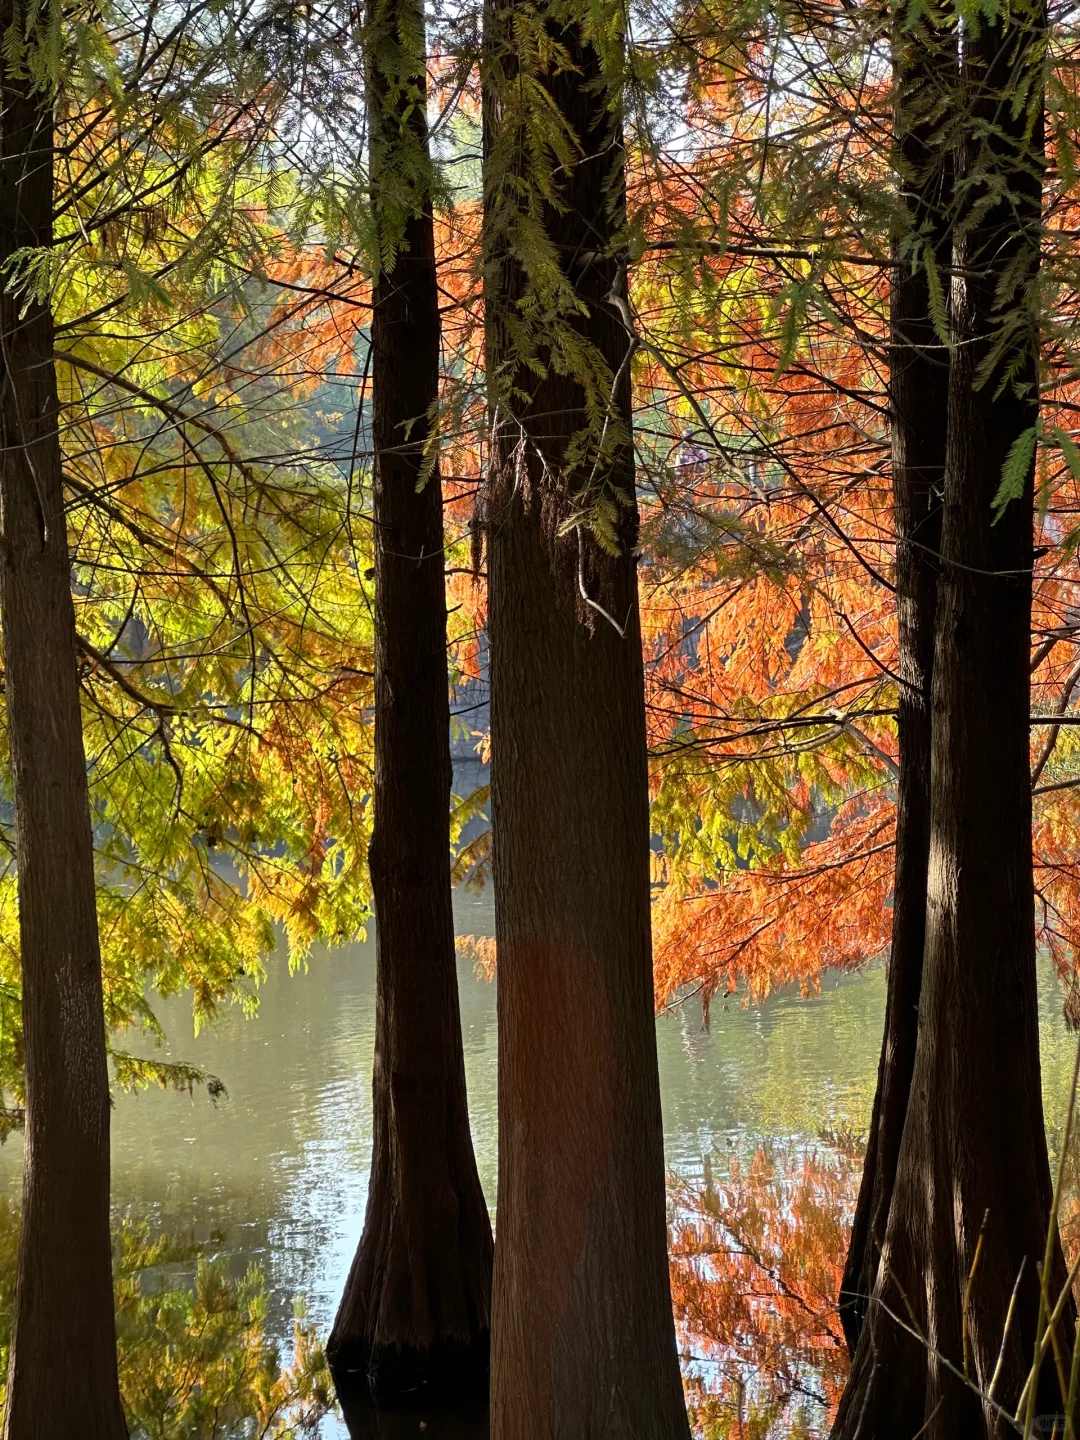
[831, 2, 1073, 1433]
[482, 16, 690, 1440]
[0, 18, 128, 1440]
[327, 0, 494, 1403]
[838, 20, 950, 1357]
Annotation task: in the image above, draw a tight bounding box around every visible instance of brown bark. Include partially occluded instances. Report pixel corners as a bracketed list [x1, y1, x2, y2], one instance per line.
[327, 0, 493, 1403]
[831, 2, 1073, 1434]
[838, 20, 950, 1357]
[482, 15, 689, 1440]
[0, 18, 128, 1440]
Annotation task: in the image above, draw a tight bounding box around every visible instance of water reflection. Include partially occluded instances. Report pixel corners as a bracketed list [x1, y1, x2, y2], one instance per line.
[671, 1144, 856, 1437]
[0, 1210, 337, 1436]
[0, 878, 1072, 1435]
[0, 888, 894, 1351]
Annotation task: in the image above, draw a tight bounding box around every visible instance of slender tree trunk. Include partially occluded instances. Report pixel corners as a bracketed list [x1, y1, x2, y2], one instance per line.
[838, 21, 950, 1357]
[831, 3, 1074, 1433]
[0, 16, 128, 1440]
[327, 0, 493, 1403]
[482, 15, 689, 1439]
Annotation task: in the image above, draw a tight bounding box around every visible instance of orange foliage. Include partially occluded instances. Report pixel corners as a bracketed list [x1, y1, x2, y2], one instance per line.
[630, 24, 1080, 1011]
[257, 24, 1080, 1019]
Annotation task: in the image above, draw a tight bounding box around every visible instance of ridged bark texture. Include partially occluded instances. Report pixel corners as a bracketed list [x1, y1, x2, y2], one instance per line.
[482, 14, 690, 1440]
[328, 0, 493, 1403]
[839, 21, 950, 1357]
[832, 4, 1075, 1435]
[0, 16, 128, 1440]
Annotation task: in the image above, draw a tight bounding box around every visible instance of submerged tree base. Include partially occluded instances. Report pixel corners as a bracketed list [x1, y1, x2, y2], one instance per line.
[331, 1334, 490, 1409]
[336, 1386, 489, 1439]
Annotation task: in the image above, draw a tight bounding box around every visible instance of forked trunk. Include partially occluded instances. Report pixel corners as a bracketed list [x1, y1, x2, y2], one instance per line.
[327, 0, 493, 1402]
[831, 3, 1074, 1433]
[482, 15, 690, 1440]
[0, 16, 127, 1440]
[839, 20, 950, 1356]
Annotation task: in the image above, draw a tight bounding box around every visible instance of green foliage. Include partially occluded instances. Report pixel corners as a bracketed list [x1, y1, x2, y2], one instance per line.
[992, 423, 1038, 517]
[108, 1051, 226, 1102]
[450, 784, 493, 889]
[0, 0, 378, 1102]
[481, 0, 638, 531]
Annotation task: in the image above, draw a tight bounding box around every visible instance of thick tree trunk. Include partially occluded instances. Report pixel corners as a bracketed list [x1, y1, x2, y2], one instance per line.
[482, 17, 690, 1440]
[0, 20, 128, 1440]
[327, 0, 493, 1403]
[831, 3, 1073, 1434]
[838, 22, 950, 1357]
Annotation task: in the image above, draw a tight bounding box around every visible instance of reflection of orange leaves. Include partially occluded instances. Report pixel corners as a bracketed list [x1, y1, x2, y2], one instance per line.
[669, 1144, 856, 1437]
[1052, 1121, 1080, 1281]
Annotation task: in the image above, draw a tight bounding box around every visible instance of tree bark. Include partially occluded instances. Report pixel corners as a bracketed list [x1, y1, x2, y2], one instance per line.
[838, 19, 950, 1358]
[482, 15, 690, 1440]
[0, 17, 128, 1440]
[831, 2, 1074, 1433]
[327, 0, 494, 1403]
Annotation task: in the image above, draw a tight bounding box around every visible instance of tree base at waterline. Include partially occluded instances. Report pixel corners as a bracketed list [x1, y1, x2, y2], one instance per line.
[331, 1332, 490, 1410]
[335, 1367, 489, 1438]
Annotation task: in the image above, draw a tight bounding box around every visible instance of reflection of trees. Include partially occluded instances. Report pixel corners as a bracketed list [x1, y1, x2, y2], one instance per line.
[669, 1145, 856, 1439]
[1053, 1128, 1080, 1285]
[0, 1207, 334, 1437]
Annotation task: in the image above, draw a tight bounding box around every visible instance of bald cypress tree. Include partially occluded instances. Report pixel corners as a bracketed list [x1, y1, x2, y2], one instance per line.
[832, 0, 1075, 1430]
[327, 0, 493, 1402]
[839, 16, 951, 1356]
[0, 8, 127, 1436]
[481, 5, 689, 1434]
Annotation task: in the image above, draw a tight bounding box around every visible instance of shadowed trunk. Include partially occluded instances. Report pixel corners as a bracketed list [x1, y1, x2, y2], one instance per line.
[327, 0, 493, 1402]
[482, 13, 690, 1439]
[838, 19, 950, 1357]
[831, 1, 1074, 1433]
[0, 13, 128, 1440]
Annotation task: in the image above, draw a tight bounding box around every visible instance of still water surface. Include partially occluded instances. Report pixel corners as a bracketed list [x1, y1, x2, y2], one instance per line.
[1, 884, 1077, 1434]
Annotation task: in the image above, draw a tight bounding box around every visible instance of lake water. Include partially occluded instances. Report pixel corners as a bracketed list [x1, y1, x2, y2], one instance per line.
[0, 880, 1077, 1436]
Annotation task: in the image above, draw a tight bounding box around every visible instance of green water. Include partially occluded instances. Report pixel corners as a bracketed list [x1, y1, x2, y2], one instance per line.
[0, 883, 1075, 1435]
